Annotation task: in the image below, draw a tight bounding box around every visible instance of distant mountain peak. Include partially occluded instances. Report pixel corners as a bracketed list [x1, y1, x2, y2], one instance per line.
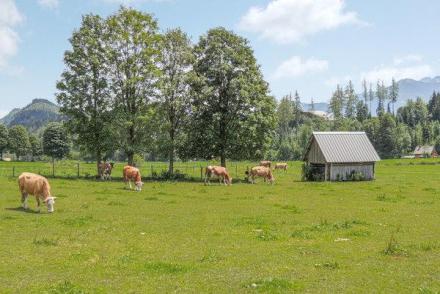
[0, 98, 63, 133]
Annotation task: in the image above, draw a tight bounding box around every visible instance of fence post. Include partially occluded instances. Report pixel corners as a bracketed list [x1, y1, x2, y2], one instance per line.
[52, 160, 55, 177]
[77, 163, 80, 178]
[12, 166, 15, 177]
[200, 167, 203, 181]
[151, 165, 154, 178]
[235, 165, 238, 179]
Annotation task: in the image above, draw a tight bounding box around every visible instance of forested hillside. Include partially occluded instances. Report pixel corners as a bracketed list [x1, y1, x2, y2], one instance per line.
[0, 99, 63, 133]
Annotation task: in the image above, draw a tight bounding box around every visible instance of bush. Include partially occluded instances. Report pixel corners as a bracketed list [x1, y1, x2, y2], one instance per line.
[159, 170, 186, 180]
[302, 163, 324, 181]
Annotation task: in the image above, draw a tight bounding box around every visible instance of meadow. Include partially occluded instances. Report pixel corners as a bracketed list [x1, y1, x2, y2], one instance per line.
[0, 159, 439, 293]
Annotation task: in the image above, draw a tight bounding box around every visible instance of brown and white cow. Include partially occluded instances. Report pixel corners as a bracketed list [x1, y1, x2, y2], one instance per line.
[205, 165, 232, 186]
[123, 165, 143, 191]
[18, 173, 57, 213]
[259, 160, 272, 168]
[99, 162, 114, 180]
[274, 163, 288, 171]
[246, 166, 275, 184]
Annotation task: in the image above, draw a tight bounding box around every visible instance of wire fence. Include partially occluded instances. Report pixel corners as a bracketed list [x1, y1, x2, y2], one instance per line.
[0, 161, 254, 182]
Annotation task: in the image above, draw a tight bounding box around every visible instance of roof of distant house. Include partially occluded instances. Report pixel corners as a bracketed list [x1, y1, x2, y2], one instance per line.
[413, 145, 436, 155]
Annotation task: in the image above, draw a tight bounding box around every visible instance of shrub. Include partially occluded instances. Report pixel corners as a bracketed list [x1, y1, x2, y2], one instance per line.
[302, 163, 324, 181]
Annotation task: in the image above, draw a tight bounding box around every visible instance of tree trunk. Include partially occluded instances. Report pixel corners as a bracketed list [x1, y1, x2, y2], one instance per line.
[127, 152, 134, 166]
[127, 125, 135, 166]
[168, 129, 175, 175]
[96, 150, 102, 178]
[220, 154, 226, 168]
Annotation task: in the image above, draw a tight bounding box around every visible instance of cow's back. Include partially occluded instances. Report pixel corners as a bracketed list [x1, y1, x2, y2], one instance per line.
[18, 173, 50, 197]
[123, 166, 141, 181]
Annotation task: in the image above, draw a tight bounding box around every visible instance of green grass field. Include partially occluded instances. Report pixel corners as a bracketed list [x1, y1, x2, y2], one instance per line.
[0, 160, 439, 293]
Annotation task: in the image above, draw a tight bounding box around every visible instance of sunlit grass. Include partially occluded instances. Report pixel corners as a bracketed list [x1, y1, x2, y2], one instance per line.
[0, 159, 439, 292]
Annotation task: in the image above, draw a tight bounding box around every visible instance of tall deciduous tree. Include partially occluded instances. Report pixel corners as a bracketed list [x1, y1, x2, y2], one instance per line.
[368, 83, 374, 116]
[276, 94, 294, 141]
[29, 135, 42, 161]
[57, 14, 114, 176]
[188, 27, 276, 167]
[376, 81, 387, 116]
[428, 91, 440, 121]
[329, 85, 344, 119]
[106, 7, 162, 165]
[344, 80, 357, 118]
[43, 123, 70, 161]
[8, 125, 30, 160]
[293, 91, 303, 128]
[377, 113, 396, 158]
[389, 77, 399, 115]
[0, 124, 8, 160]
[159, 28, 194, 174]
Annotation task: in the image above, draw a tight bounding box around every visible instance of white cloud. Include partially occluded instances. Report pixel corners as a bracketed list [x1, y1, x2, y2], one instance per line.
[0, 0, 23, 70]
[37, 0, 59, 9]
[361, 64, 434, 84]
[273, 56, 328, 79]
[393, 54, 423, 66]
[238, 0, 366, 44]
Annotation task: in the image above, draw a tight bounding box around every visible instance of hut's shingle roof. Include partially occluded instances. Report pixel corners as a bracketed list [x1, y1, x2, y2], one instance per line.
[305, 132, 380, 163]
[413, 145, 435, 155]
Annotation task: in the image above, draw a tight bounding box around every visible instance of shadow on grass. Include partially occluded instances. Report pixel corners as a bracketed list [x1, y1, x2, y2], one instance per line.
[5, 207, 41, 214]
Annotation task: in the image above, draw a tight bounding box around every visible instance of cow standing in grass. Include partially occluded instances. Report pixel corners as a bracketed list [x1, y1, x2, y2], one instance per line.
[99, 162, 114, 180]
[18, 173, 57, 213]
[274, 163, 288, 171]
[205, 166, 232, 186]
[123, 166, 143, 191]
[259, 160, 272, 168]
[246, 166, 274, 184]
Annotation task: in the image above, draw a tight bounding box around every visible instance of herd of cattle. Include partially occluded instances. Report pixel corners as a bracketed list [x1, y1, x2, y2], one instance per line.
[17, 161, 287, 213]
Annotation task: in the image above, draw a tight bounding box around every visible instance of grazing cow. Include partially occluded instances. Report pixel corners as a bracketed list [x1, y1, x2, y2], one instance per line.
[123, 165, 143, 191]
[245, 166, 274, 184]
[274, 163, 288, 171]
[99, 162, 114, 180]
[204, 165, 232, 186]
[259, 160, 272, 168]
[18, 173, 57, 213]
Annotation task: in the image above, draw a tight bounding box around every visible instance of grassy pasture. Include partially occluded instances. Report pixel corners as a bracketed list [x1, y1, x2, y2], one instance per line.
[0, 159, 439, 293]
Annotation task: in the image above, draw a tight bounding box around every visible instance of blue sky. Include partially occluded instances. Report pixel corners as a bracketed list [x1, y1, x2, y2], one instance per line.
[1, 0, 440, 117]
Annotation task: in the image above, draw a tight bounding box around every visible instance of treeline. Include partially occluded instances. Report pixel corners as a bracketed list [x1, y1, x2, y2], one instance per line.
[56, 7, 276, 175]
[0, 123, 70, 162]
[272, 81, 440, 160]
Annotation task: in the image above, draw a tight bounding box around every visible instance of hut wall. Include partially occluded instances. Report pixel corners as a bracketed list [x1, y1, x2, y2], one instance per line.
[330, 163, 374, 181]
[307, 140, 326, 164]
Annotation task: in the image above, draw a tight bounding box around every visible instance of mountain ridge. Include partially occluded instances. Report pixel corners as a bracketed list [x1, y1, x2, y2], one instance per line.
[0, 98, 63, 133]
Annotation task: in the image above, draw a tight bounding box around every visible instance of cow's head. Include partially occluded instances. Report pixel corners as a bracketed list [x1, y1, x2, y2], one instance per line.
[44, 196, 57, 213]
[135, 181, 143, 191]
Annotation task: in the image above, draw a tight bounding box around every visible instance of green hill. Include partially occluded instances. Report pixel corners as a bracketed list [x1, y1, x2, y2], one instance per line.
[0, 99, 63, 133]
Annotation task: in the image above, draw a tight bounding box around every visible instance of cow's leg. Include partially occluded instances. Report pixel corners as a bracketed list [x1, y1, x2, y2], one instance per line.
[129, 181, 133, 190]
[36, 197, 41, 213]
[21, 192, 28, 209]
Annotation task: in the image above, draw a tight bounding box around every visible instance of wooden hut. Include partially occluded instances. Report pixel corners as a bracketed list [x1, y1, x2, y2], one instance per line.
[303, 132, 380, 181]
[413, 145, 438, 158]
